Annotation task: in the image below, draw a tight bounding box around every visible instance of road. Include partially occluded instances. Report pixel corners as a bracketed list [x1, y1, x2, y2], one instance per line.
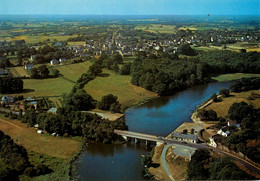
[114, 129, 260, 177]
[161, 144, 175, 181]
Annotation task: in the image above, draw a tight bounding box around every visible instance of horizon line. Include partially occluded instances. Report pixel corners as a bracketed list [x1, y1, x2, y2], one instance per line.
[0, 14, 259, 16]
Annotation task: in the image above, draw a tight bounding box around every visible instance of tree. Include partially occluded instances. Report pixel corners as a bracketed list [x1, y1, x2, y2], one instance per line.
[88, 63, 102, 76]
[119, 63, 132, 75]
[228, 102, 253, 123]
[30, 68, 39, 79]
[98, 94, 118, 111]
[38, 65, 49, 78]
[219, 88, 229, 97]
[178, 43, 197, 56]
[210, 93, 218, 102]
[63, 89, 95, 111]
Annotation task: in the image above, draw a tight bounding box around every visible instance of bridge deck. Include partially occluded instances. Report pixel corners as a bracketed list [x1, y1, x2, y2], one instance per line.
[114, 129, 165, 142]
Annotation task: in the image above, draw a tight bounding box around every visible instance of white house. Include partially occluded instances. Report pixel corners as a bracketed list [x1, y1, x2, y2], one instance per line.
[50, 59, 59, 65]
[217, 126, 230, 137]
[208, 134, 222, 147]
[37, 130, 43, 134]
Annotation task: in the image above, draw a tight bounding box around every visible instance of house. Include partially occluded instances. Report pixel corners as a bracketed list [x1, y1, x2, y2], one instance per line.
[217, 126, 230, 137]
[37, 130, 43, 134]
[0, 68, 5, 75]
[50, 59, 59, 65]
[227, 120, 240, 128]
[171, 131, 199, 143]
[59, 58, 66, 63]
[24, 64, 33, 70]
[209, 134, 222, 147]
[30, 55, 36, 62]
[1, 95, 14, 104]
[47, 107, 57, 114]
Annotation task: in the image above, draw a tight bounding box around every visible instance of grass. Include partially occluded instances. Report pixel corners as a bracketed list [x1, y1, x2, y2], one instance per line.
[2, 77, 74, 98]
[9, 67, 29, 77]
[84, 69, 157, 107]
[54, 61, 92, 82]
[212, 73, 260, 82]
[206, 90, 260, 118]
[20, 151, 72, 181]
[0, 117, 83, 159]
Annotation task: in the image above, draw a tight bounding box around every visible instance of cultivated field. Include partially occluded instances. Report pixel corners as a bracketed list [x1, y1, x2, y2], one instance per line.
[212, 73, 260, 82]
[9, 66, 29, 77]
[0, 118, 82, 159]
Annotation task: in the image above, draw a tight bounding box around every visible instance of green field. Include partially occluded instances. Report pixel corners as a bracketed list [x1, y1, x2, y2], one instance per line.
[212, 73, 260, 82]
[135, 24, 176, 34]
[54, 61, 92, 82]
[84, 69, 157, 107]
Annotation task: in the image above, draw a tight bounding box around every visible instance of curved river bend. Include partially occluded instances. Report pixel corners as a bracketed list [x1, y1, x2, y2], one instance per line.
[75, 81, 233, 181]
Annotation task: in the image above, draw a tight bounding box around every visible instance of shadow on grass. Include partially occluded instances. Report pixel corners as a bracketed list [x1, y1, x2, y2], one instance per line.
[98, 73, 110, 77]
[22, 89, 35, 93]
[150, 163, 160, 168]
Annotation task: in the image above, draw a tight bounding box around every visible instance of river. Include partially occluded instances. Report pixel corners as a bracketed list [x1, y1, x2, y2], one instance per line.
[75, 81, 234, 181]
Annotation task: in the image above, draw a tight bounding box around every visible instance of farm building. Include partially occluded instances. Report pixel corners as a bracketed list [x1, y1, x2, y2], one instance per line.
[171, 131, 198, 143]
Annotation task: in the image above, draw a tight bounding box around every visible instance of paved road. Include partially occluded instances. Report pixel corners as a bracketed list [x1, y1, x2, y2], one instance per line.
[161, 144, 175, 181]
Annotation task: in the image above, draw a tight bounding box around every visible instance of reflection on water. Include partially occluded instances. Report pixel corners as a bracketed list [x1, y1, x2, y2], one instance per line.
[76, 81, 234, 180]
[76, 142, 151, 181]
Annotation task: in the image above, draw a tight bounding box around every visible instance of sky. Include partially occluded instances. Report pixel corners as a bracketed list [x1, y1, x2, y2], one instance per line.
[0, 0, 259, 15]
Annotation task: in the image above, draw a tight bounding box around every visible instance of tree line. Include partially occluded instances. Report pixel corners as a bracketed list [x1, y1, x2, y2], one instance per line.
[187, 149, 253, 180]
[0, 131, 51, 181]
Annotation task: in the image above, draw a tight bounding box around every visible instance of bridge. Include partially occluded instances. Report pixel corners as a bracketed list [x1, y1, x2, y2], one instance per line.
[114, 129, 260, 176]
[114, 129, 165, 145]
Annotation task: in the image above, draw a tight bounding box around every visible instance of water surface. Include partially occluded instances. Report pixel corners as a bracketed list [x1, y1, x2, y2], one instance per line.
[76, 81, 234, 180]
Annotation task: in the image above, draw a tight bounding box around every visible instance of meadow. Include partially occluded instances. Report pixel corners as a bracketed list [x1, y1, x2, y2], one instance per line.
[212, 73, 260, 82]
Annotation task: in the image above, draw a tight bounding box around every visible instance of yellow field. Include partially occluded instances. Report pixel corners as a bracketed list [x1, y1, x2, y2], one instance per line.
[0, 118, 82, 159]
[206, 90, 260, 118]
[0, 35, 77, 43]
[246, 48, 260, 52]
[67, 41, 86, 46]
[9, 67, 29, 77]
